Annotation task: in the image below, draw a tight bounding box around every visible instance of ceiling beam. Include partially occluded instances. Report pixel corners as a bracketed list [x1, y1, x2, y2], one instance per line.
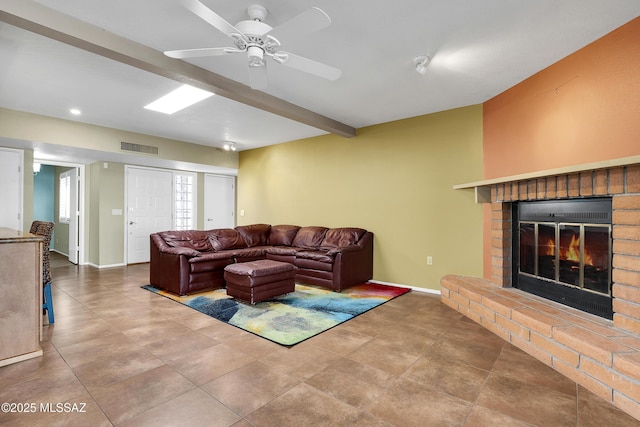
[0, 0, 356, 138]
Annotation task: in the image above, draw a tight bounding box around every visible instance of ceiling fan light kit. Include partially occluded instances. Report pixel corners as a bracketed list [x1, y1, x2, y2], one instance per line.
[165, 0, 342, 90]
[247, 46, 264, 67]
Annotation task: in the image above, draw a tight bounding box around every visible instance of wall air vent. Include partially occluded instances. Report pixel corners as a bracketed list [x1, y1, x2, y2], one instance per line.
[121, 141, 159, 155]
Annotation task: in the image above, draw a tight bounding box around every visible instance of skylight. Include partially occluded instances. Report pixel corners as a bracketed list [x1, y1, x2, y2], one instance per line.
[144, 84, 214, 114]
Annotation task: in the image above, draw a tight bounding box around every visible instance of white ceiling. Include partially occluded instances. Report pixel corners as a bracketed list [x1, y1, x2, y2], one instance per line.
[1, 0, 638, 166]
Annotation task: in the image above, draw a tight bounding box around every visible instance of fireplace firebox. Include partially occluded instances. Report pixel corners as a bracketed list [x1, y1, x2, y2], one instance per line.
[513, 198, 612, 319]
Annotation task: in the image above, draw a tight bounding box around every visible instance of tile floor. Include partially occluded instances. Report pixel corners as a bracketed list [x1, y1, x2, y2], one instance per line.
[1, 253, 639, 426]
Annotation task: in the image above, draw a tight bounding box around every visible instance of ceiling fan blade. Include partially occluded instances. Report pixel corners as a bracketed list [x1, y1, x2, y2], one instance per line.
[182, 0, 242, 37]
[276, 52, 341, 81]
[164, 47, 235, 59]
[267, 7, 331, 41]
[248, 64, 268, 90]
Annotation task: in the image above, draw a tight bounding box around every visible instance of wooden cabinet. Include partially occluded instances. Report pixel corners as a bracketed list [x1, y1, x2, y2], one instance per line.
[0, 228, 43, 367]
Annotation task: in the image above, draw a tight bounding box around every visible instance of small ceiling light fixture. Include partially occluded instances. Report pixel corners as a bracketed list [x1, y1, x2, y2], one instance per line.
[223, 142, 237, 151]
[144, 84, 214, 115]
[414, 55, 430, 75]
[70, 108, 82, 115]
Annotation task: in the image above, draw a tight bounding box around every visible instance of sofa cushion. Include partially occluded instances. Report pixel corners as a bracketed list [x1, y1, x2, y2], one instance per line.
[320, 228, 367, 248]
[187, 252, 234, 273]
[291, 226, 328, 249]
[265, 246, 298, 256]
[268, 225, 301, 246]
[207, 229, 247, 251]
[295, 250, 334, 263]
[232, 246, 269, 258]
[294, 257, 334, 272]
[160, 230, 212, 251]
[165, 239, 210, 252]
[235, 224, 270, 247]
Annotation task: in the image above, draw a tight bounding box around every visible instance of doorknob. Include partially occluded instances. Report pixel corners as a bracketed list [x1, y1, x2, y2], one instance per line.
[129, 221, 136, 225]
[207, 218, 213, 221]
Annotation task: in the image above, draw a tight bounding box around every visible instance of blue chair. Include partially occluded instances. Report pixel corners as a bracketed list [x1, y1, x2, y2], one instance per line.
[30, 221, 55, 324]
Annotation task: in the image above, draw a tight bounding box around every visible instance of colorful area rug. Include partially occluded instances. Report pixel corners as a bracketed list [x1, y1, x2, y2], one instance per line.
[141, 283, 409, 346]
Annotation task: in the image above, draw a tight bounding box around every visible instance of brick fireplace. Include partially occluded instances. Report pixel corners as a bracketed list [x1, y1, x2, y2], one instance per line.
[490, 165, 640, 330]
[442, 162, 640, 420]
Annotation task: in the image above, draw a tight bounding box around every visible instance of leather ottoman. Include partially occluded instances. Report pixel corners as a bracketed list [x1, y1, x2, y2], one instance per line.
[224, 259, 296, 304]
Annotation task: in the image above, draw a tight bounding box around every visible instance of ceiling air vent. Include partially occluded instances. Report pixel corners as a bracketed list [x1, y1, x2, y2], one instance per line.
[121, 141, 158, 155]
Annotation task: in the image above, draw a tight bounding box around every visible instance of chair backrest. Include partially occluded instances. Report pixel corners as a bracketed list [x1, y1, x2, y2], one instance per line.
[30, 221, 54, 285]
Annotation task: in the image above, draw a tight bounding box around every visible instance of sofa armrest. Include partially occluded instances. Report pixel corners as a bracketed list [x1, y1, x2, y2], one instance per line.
[165, 246, 201, 257]
[331, 232, 374, 291]
[326, 245, 361, 257]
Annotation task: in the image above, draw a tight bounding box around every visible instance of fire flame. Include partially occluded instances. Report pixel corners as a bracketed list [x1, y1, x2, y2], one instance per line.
[545, 239, 555, 257]
[544, 236, 593, 265]
[566, 235, 581, 262]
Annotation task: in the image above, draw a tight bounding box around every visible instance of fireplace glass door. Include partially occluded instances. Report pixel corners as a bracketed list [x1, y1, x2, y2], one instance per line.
[518, 222, 611, 296]
[516, 198, 612, 318]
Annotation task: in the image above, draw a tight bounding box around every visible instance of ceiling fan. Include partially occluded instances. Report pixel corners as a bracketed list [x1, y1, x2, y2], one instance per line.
[164, 0, 342, 90]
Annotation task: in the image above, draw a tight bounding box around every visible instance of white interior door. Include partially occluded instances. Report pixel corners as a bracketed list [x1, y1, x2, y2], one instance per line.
[204, 174, 235, 229]
[0, 148, 22, 230]
[68, 167, 79, 264]
[127, 167, 172, 264]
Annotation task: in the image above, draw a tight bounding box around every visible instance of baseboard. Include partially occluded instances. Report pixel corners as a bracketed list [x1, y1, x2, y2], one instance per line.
[86, 262, 127, 269]
[51, 249, 69, 257]
[369, 279, 441, 295]
[0, 349, 43, 368]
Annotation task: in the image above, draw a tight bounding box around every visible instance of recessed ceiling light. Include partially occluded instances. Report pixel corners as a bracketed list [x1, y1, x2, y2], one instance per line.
[144, 84, 214, 115]
[70, 108, 81, 115]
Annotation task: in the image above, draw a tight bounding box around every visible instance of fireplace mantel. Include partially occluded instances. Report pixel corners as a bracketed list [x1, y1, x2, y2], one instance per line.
[453, 154, 640, 203]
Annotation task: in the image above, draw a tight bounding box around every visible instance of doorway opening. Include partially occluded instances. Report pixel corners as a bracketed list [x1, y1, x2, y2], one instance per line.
[33, 160, 84, 265]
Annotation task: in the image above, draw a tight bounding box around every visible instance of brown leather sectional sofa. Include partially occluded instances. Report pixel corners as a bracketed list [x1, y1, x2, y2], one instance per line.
[150, 224, 373, 295]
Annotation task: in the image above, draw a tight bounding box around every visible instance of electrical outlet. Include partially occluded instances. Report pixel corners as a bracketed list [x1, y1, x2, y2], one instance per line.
[427, 256, 433, 265]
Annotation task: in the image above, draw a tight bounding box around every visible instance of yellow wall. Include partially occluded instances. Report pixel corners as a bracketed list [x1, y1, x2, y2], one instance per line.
[88, 162, 100, 264]
[4, 101, 483, 279]
[238, 105, 484, 290]
[87, 162, 126, 266]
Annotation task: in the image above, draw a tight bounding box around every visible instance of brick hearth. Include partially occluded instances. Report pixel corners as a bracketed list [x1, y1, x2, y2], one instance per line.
[442, 164, 640, 420]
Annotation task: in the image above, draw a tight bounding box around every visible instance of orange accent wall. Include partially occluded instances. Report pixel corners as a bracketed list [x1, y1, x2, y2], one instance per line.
[484, 17, 640, 179]
[482, 16, 640, 279]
